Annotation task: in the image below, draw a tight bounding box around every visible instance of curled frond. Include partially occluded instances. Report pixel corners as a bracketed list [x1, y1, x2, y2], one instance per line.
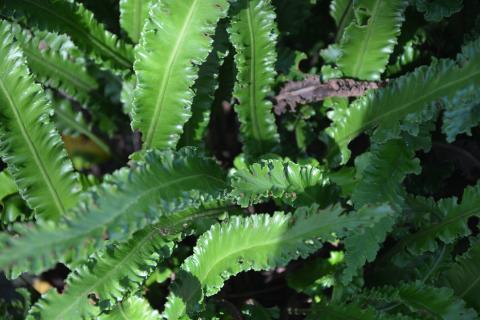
[163, 204, 392, 319]
[230, 159, 329, 207]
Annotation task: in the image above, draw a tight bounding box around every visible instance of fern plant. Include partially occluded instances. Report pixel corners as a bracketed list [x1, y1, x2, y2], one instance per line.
[0, 0, 479, 319]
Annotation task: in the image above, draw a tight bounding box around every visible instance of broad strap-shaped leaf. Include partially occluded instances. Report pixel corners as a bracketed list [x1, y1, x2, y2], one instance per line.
[415, 0, 463, 22]
[0, 148, 227, 274]
[1, 0, 134, 70]
[327, 38, 480, 163]
[99, 296, 159, 320]
[362, 281, 478, 319]
[30, 227, 174, 319]
[230, 159, 329, 207]
[329, 0, 355, 41]
[405, 182, 480, 254]
[441, 85, 480, 143]
[352, 140, 421, 210]
[119, 0, 154, 43]
[337, 0, 408, 80]
[163, 204, 392, 319]
[12, 25, 97, 105]
[445, 240, 480, 311]
[132, 0, 230, 150]
[179, 23, 230, 148]
[228, 0, 280, 158]
[0, 21, 80, 221]
[29, 204, 230, 320]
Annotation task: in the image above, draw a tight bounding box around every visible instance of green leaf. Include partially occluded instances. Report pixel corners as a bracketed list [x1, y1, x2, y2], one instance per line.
[132, 0, 230, 150]
[352, 140, 421, 210]
[0, 21, 80, 221]
[441, 85, 480, 143]
[327, 38, 480, 163]
[0, 171, 18, 204]
[307, 302, 377, 320]
[119, 0, 154, 43]
[445, 241, 480, 311]
[364, 281, 478, 319]
[163, 204, 392, 319]
[230, 159, 329, 207]
[229, 0, 280, 158]
[0, 148, 228, 274]
[99, 296, 159, 320]
[1, 0, 134, 70]
[179, 23, 230, 148]
[415, 0, 463, 22]
[337, 0, 408, 80]
[406, 182, 480, 254]
[330, 0, 355, 41]
[12, 25, 98, 105]
[30, 227, 174, 319]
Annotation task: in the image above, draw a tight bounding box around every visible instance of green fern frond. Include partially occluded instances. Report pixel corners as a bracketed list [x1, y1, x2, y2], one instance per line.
[445, 240, 480, 311]
[327, 38, 480, 163]
[29, 227, 174, 319]
[441, 85, 480, 143]
[406, 182, 480, 254]
[132, 0, 230, 150]
[352, 140, 421, 210]
[337, 0, 408, 80]
[415, 0, 463, 22]
[362, 281, 478, 319]
[230, 159, 329, 207]
[29, 204, 230, 320]
[99, 296, 159, 320]
[307, 302, 377, 320]
[330, 0, 354, 38]
[119, 0, 154, 43]
[1, 0, 134, 70]
[0, 148, 228, 274]
[229, 0, 280, 158]
[179, 23, 230, 148]
[0, 21, 81, 221]
[12, 25, 98, 105]
[163, 204, 392, 319]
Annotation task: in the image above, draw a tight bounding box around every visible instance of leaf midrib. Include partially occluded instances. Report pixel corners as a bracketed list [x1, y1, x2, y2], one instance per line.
[22, 0, 132, 69]
[174, 215, 346, 316]
[0, 77, 66, 217]
[22, 46, 96, 93]
[246, 2, 264, 151]
[334, 65, 480, 148]
[144, 0, 199, 149]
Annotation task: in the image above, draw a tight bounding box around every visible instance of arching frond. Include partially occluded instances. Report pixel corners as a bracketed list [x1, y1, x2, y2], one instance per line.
[132, 0, 230, 150]
[0, 21, 80, 221]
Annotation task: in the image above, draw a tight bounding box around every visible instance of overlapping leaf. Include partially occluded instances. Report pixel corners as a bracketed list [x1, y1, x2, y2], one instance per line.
[119, 0, 154, 43]
[0, 148, 227, 274]
[1, 0, 134, 70]
[229, 0, 280, 158]
[0, 21, 80, 221]
[230, 159, 329, 207]
[132, 0, 230, 150]
[99, 296, 159, 320]
[327, 38, 480, 163]
[337, 0, 408, 80]
[12, 26, 97, 105]
[163, 204, 392, 319]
